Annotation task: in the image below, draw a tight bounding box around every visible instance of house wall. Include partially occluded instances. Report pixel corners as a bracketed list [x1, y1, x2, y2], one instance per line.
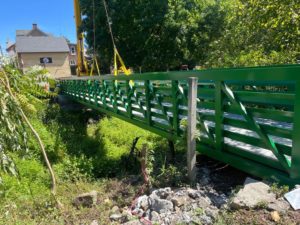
[68, 44, 78, 75]
[19, 52, 71, 78]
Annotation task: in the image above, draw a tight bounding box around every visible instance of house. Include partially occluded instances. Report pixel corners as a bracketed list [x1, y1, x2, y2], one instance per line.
[6, 24, 77, 78]
[68, 43, 78, 75]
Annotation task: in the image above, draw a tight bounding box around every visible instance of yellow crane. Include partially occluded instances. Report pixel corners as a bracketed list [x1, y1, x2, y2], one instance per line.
[73, 0, 131, 76]
[73, 0, 89, 76]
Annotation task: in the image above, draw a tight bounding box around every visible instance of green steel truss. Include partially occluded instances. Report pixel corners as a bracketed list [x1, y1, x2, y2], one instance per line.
[60, 65, 300, 186]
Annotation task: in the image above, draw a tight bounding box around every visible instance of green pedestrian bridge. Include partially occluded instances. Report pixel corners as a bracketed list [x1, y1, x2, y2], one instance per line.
[59, 65, 300, 186]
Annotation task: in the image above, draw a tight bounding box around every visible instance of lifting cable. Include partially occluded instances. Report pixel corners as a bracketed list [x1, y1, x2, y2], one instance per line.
[102, 0, 131, 76]
[90, 0, 101, 76]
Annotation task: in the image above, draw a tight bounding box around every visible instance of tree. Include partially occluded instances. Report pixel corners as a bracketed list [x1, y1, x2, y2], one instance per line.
[79, 0, 227, 72]
[0, 60, 57, 195]
[206, 0, 300, 68]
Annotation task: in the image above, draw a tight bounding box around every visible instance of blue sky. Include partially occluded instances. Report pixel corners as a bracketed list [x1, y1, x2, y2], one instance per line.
[0, 0, 76, 52]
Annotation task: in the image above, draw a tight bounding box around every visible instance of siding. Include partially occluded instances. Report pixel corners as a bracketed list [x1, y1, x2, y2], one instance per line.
[20, 52, 71, 78]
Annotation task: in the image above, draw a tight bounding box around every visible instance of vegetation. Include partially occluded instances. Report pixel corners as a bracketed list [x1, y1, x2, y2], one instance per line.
[270, 183, 290, 199]
[1, 0, 300, 223]
[80, 0, 299, 72]
[0, 62, 58, 193]
[0, 58, 187, 224]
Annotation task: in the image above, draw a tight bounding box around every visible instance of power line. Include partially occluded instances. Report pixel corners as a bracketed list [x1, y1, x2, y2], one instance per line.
[102, 0, 116, 49]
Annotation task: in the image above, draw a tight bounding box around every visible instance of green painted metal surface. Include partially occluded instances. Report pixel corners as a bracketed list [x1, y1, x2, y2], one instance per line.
[59, 64, 300, 185]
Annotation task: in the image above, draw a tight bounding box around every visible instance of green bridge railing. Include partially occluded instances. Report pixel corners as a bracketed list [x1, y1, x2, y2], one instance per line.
[60, 65, 300, 186]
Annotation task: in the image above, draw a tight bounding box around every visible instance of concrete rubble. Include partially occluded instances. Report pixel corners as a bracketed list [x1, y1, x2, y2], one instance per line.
[73, 190, 98, 208]
[113, 187, 224, 225]
[284, 186, 300, 210]
[230, 178, 290, 213]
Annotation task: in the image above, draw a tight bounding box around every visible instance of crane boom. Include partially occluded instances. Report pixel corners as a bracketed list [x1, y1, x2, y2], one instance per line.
[73, 0, 88, 76]
[73, 0, 130, 76]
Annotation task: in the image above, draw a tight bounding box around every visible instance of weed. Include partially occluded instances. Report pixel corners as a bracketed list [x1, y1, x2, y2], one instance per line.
[194, 207, 205, 216]
[270, 183, 289, 198]
[255, 200, 268, 209]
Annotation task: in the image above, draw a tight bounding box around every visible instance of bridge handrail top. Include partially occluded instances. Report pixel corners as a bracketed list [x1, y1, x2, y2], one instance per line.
[58, 64, 300, 82]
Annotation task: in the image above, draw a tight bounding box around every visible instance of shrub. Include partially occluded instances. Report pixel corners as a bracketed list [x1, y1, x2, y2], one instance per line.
[270, 183, 289, 198]
[92, 117, 157, 177]
[0, 155, 50, 201]
[54, 155, 94, 182]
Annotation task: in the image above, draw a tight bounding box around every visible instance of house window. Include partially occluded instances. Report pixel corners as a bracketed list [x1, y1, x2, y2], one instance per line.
[70, 46, 76, 55]
[70, 60, 76, 66]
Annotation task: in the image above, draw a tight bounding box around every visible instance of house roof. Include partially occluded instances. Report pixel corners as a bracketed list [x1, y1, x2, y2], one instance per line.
[16, 36, 69, 53]
[16, 30, 30, 36]
[6, 40, 15, 50]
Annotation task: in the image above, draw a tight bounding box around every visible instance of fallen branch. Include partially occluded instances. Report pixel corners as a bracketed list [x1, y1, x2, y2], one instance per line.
[129, 136, 141, 158]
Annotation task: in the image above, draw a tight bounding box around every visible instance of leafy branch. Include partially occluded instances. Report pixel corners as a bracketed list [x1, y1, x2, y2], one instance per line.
[0, 62, 57, 196]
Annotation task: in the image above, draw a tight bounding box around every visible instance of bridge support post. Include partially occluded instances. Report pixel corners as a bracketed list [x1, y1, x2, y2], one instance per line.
[291, 81, 300, 181]
[187, 77, 198, 182]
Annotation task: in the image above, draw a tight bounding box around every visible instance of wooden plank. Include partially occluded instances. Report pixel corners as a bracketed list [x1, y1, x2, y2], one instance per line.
[187, 77, 198, 182]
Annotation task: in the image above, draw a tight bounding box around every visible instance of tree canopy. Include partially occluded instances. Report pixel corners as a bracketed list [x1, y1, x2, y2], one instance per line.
[79, 0, 300, 72]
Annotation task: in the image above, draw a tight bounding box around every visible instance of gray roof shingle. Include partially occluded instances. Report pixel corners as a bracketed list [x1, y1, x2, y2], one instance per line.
[16, 30, 30, 36]
[16, 36, 69, 53]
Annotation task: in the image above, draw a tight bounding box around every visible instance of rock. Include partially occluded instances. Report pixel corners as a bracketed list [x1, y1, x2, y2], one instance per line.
[143, 209, 151, 219]
[122, 220, 142, 225]
[209, 193, 228, 208]
[181, 203, 194, 212]
[284, 187, 300, 210]
[188, 189, 201, 199]
[151, 187, 173, 199]
[181, 213, 192, 223]
[150, 198, 174, 214]
[163, 216, 171, 224]
[127, 186, 226, 224]
[171, 196, 188, 207]
[174, 187, 189, 196]
[270, 211, 280, 222]
[191, 218, 201, 225]
[199, 215, 213, 225]
[267, 199, 290, 213]
[122, 209, 134, 222]
[175, 206, 181, 213]
[131, 208, 144, 217]
[73, 190, 97, 208]
[104, 198, 111, 204]
[109, 213, 123, 221]
[110, 213, 128, 223]
[150, 211, 161, 222]
[167, 212, 187, 224]
[111, 206, 120, 214]
[230, 178, 276, 209]
[205, 208, 219, 220]
[137, 195, 149, 210]
[90, 220, 98, 225]
[197, 196, 212, 209]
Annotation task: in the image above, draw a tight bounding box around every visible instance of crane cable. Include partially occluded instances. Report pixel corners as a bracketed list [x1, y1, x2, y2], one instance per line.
[90, 0, 101, 76]
[102, 0, 131, 76]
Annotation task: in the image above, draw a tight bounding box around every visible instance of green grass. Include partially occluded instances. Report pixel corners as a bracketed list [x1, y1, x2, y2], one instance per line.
[0, 100, 187, 224]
